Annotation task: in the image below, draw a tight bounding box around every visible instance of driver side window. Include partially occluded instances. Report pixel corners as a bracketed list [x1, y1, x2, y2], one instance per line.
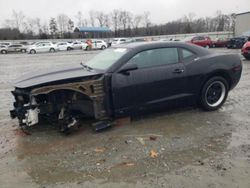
[128, 48, 179, 69]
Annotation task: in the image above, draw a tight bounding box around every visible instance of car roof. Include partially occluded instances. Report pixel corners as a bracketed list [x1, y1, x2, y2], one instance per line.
[113, 41, 211, 55]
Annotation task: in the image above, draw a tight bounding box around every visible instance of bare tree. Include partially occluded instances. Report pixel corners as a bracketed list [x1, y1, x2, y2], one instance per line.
[143, 11, 151, 29]
[57, 14, 70, 37]
[104, 14, 110, 28]
[12, 10, 25, 31]
[111, 9, 120, 34]
[89, 10, 96, 27]
[132, 15, 143, 29]
[67, 19, 74, 32]
[4, 10, 25, 32]
[49, 18, 58, 38]
[75, 11, 85, 27]
[96, 11, 105, 27]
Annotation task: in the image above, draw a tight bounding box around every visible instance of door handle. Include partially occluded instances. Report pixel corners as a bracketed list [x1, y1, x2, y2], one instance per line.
[173, 69, 184, 74]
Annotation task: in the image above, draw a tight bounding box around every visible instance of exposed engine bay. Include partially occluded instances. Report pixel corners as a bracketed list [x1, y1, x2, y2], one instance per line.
[10, 76, 109, 132]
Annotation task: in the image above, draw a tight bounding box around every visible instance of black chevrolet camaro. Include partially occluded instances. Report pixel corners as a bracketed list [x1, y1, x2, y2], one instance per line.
[10, 42, 242, 132]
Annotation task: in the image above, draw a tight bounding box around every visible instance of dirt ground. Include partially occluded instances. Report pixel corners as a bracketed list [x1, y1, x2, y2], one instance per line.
[0, 48, 250, 188]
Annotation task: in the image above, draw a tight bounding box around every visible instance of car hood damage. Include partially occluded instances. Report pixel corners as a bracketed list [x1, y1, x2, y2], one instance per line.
[13, 65, 102, 88]
[10, 65, 108, 131]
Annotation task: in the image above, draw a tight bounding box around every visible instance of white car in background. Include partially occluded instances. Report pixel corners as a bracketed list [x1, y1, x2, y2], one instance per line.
[111, 38, 128, 46]
[0, 45, 8, 54]
[27, 42, 59, 54]
[71, 41, 88, 50]
[0, 42, 12, 46]
[57, 42, 73, 51]
[86, 40, 107, 50]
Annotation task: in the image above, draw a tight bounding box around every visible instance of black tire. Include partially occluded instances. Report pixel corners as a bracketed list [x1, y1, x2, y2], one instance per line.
[205, 45, 210, 49]
[21, 49, 26, 53]
[200, 76, 229, 111]
[67, 47, 71, 51]
[101, 45, 106, 50]
[243, 55, 250, 60]
[30, 49, 36, 54]
[50, 48, 55, 53]
[1, 50, 7, 54]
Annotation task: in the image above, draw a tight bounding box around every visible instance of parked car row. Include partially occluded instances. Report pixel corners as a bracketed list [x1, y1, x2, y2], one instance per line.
[1, 36, 250, 55]
[182, 35, 250, 50]
[0, 39, 109, 54]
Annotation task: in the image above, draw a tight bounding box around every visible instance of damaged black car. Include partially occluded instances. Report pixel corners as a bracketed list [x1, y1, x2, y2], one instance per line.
[10, 42, 242, 132]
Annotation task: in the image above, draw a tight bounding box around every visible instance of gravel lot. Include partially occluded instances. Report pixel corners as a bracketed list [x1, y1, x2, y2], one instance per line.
[0, 48, 250, 188]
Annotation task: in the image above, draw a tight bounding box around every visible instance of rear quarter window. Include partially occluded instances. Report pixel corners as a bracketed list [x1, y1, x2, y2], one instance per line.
[180, 48, 196, 62]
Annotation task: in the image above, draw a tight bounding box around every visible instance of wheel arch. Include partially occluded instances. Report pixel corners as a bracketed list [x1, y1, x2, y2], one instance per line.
[201, 70, 232, 94]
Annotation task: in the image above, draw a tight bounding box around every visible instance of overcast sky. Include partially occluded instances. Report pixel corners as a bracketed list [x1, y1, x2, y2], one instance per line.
[0, 0, 249, 27]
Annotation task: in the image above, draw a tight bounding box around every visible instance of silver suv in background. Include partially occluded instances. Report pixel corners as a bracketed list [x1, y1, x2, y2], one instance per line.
[85, 40, 107, 50]
[111, 38, 128, 46]
[57, 42, 73, 51]
[6, 44, 27, 53]
[27, 42, 59, 54]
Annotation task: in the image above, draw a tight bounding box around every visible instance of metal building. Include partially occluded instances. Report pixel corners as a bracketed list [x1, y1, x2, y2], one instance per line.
[235, 11, 250, 36]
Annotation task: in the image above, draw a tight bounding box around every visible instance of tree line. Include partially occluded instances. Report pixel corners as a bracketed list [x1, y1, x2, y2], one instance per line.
[0, 10, 236, 40]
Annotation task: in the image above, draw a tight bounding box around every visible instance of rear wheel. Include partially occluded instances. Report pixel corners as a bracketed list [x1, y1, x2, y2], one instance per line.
[67, 47, 71, 51]
[200, 76, 229, 111]
[1, 50, 7, 54]
[101, 45, 106, 50]
[30, 49, 36, 54]
[205, 45, 210, 49]
[50, 48, 55, 53]
[21, 49, 26, 53]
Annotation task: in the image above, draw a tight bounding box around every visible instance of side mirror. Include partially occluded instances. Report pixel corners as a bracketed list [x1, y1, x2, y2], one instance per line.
[119, 63, 138, 74]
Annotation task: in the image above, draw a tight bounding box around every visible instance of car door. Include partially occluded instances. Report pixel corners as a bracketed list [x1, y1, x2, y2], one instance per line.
[96, 41, 102, 49]
[35, 43, 46, 52]
[15, 45, 22, 52]
[57, 43, 63, 50]
[111, 47, 187, 116]
[197, 37, 206, 47]
[60, 43, 67, 51]
[8, 45, 15, 52]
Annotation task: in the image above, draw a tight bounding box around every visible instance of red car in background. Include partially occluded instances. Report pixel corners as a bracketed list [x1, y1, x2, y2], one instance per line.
[184, 36, 213, 48]
[242, 41, 250, 60]
[211, 38, 229, 47]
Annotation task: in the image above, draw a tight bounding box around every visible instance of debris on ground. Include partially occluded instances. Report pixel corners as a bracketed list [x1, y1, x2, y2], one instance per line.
[136, 137, 145, 145]
[149, 136, 157, 141]
[94, 148, 106, 153]
[150, 150, 159, 158]
[123, 162, 136, 167]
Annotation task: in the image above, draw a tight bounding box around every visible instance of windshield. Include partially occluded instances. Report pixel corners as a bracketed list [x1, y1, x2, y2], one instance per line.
[85, 48, 128, 70]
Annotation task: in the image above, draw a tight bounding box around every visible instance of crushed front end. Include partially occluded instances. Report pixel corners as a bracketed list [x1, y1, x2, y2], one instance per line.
[10, 76, 110, 132]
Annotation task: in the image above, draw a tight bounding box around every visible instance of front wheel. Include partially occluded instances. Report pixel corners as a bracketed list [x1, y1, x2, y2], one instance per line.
[1, 50, 7, 54]
[21, 49, 26, 53]
[200, 76, 229, 111]
[101, 45, 106, 50]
